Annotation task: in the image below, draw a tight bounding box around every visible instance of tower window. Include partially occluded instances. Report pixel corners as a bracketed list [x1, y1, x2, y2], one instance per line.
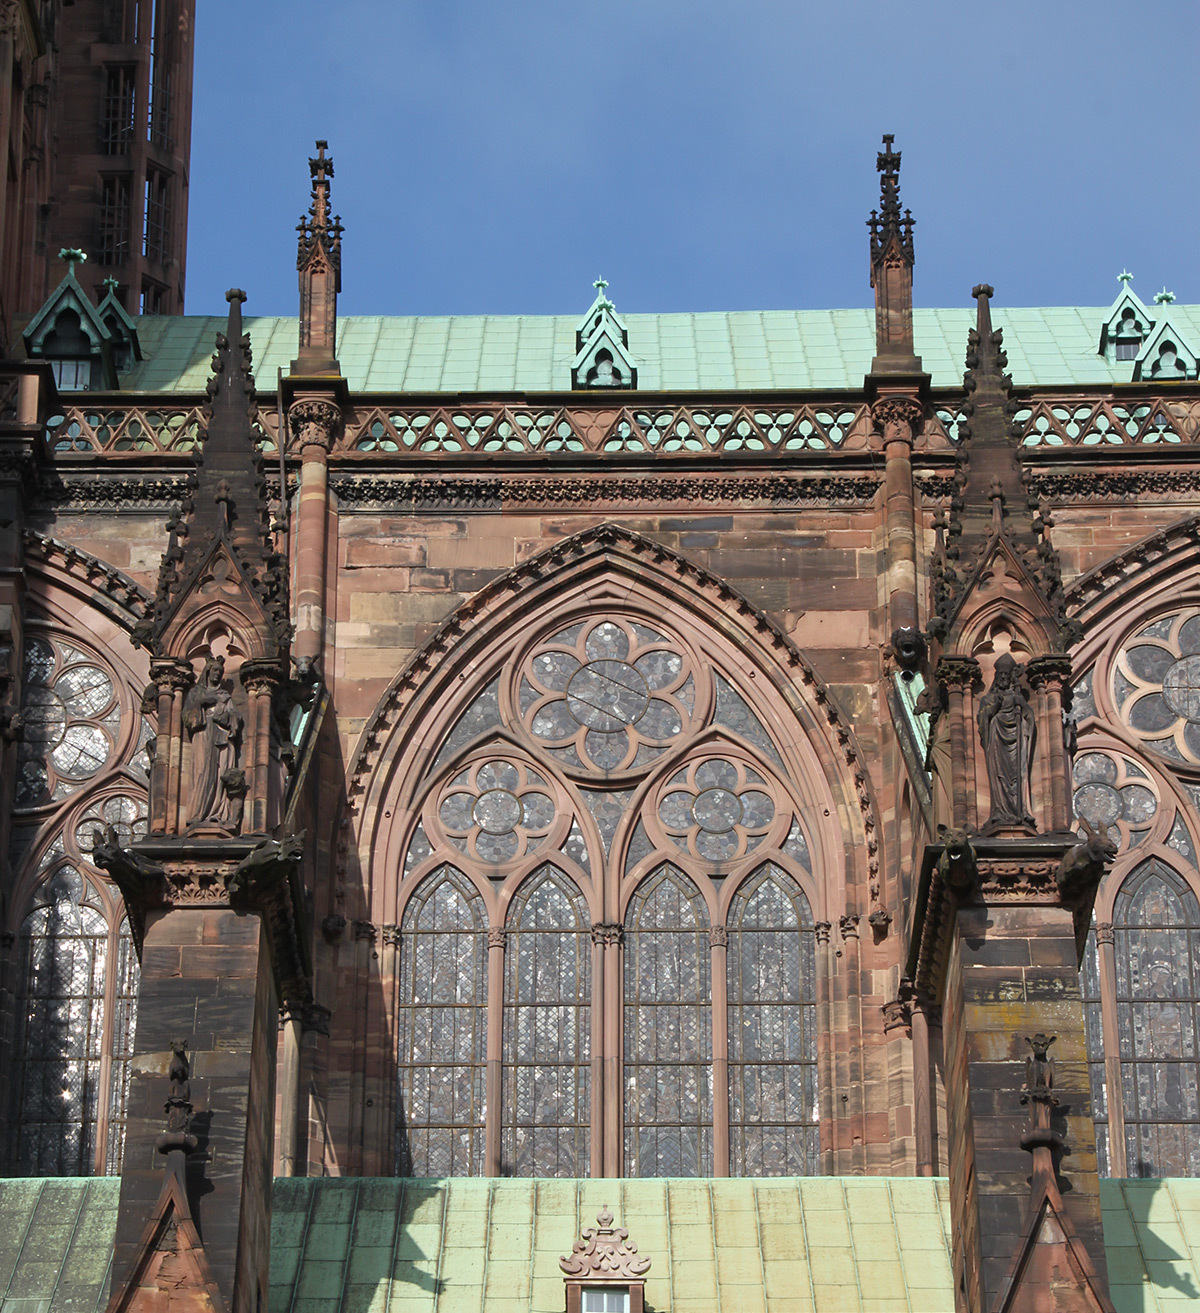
[98, 176, 132, 266]
[101, 66, 136, 156]
[143, 170, 170, 263]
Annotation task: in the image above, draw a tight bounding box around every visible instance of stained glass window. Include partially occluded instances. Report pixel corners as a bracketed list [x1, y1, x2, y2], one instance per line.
[1112, 860, 1200, 1176]
[501, 867, 590, 1177]
[623, 865, 712, 1176]
[727, 864, 818, 1176]
[12, 866, 111, 1175]
[395, 867, 487, 1177]
[395, 606, 821, 1178]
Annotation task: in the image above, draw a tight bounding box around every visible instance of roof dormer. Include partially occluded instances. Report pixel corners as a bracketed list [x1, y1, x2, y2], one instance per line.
[22, 250, 118, 390]
[1133, 298, 1198, 382]
[96, 276, 142, 373]
[1099, 272, 1154, 363]
[571, 278, 637, 389]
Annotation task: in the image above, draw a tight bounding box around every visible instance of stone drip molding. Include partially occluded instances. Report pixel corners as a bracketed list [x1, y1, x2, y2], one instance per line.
[343, 522, 882, 907]
[25, 530, 152, 626]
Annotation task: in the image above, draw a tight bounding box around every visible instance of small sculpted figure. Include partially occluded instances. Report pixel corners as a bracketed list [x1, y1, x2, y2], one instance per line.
[184, 654, 244, 827]
[978, 653, 1035, 831]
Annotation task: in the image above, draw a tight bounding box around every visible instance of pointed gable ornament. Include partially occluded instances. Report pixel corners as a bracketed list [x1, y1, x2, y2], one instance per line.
[106, 1042, 227, 1313]
[22, 249, 118, 389]
[991, 1035, 1117, 1313]
[1098, 272, 1154, 363]
[292, 140, 343, 376]
[1132, 304, 1198, 383]
[572, 278, 637, 389]
[867, 134, 922, 375]
[561, 1207, 651, 1312]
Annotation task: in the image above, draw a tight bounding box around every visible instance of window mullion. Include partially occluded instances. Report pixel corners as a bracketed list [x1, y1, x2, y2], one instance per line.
[1096, 922, 1127, 1177]
[485, 925, 505, 1177]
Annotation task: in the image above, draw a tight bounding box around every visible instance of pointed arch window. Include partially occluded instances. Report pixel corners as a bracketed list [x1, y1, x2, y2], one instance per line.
[1112, 860, 1200, 1176]
[10, 865, 139, 1175]
[624, 865, 712, 1178]
[395, 867, 487, 1177]
[727, 864, 818, 1176]
[502, 867, 591, 1177]
[387, 603, 830, 1179]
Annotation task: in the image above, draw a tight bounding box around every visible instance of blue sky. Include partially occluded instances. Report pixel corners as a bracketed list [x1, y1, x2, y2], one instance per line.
[187, 0, 1197, 318]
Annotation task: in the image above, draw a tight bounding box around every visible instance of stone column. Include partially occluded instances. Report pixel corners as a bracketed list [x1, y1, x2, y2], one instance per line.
[594, 922, 623, 1177]
[937, 656, 981, 831]
[873, 395, 924, 642]
[485, 926, 506, 1176]
[709, 924, 729, 1176]
[287, 398, 341, 664]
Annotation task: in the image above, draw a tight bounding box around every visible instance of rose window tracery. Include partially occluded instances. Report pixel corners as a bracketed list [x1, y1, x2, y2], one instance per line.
[16, 637, 123, 809]
[1114, 610, 1200, 766]
[522, 619, 693, 773]
[1073, 751, 1158, 852]
[74, 794, 150, 856]
[657, 758, 776, 862]
[437, 760, 555, 863]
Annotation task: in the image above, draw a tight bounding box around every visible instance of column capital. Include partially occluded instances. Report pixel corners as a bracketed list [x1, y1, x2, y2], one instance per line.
[287, 396, 343, 453]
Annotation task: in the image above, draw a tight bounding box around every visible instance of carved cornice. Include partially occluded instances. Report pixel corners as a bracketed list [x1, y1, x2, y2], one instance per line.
[1029, 470, 1200, 502]
[34, 474, 191, 510]
[328, 472, 880, 509]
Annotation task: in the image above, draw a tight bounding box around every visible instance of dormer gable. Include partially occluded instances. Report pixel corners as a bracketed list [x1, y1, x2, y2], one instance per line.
[96, 276, 142, 373]
[1133, 309, 1198, 382]
[23, 249, 116, 390]
[1098, 274, 1154, 363]
[572, 278, 637, 390]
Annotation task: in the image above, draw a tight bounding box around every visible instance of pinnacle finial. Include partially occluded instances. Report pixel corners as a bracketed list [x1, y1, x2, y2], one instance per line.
[297, 140, 342, 277]
[593, 276, 614, 310]
[59, 247, 87, 276]
[103, 275, 119, 294]
[1118, 269, 1133, 286]
[868, 133, 914, 270]
[1154, 287, 1176, 305]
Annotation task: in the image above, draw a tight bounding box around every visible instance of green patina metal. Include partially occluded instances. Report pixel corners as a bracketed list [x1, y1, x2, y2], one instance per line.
[100, 304, 1200, 398]
[3, 1177, 1200, 1312]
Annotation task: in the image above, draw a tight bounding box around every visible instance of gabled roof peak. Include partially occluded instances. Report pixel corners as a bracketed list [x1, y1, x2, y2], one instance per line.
[572, 277, 636, 389]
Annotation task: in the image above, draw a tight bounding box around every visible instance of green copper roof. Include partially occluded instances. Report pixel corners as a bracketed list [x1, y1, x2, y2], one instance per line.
[110, 305, 1200, 396]
[3, 1176, 1200, 1312]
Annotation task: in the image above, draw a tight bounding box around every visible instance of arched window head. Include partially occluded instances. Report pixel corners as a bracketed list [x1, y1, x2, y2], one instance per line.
[502, 867, 591, 1177]
[394, 867, 487, 1178]
[9, 864, 139, 1175]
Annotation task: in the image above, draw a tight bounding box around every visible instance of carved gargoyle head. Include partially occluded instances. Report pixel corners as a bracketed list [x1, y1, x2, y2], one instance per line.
[890, 625, 927, 673]
[936, 826, 978, 894]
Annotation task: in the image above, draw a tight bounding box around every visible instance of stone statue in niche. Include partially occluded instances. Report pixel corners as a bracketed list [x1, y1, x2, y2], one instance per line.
[978, 653, 1036, 832]
[184, 654, 244, 828]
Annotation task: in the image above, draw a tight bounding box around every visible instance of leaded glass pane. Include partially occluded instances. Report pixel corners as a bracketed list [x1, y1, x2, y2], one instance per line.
[501, 868, 591, 1177]
[623, 866, 712, 1177]
[105, 919, 140, 1174]
[396, 868, 487, 1176]
[727, 864, 818, 1176]
[12, 867, 109, 1175]
[1113, 860, 1200, 1177]
[1080, 922, 1108, 1173]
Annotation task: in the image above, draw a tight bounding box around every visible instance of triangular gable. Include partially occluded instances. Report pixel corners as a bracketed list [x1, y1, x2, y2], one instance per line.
[571, 326, 638, 389]
[995, 1194, 1114, 1313]
[1098, 282, 1154, 358]
[106, 1170, 226, 1313]
[575, 288, 630, 344]
[97, 280, 143, 363]
[1133, 312, 1198, 382]
[23, 266, 112, 356]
